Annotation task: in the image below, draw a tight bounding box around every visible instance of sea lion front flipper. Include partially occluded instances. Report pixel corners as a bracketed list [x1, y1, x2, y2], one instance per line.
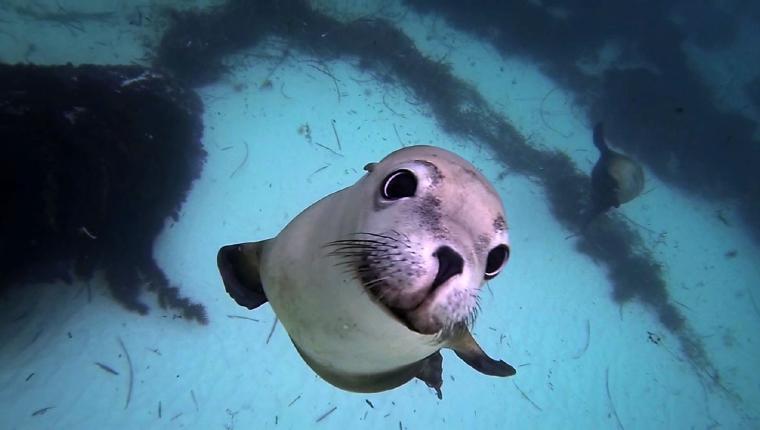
[448, 328, 516, 377]
[217, 241, 271, 310]
[415, 351, 444, 399]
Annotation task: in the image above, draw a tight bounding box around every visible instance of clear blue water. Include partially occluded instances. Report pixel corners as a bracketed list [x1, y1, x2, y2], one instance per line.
[1, 1, 759, 429]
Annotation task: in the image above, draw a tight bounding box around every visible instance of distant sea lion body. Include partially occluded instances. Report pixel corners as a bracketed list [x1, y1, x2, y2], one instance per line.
[217, 145, 515, 398]
[585, 123, 645, 226]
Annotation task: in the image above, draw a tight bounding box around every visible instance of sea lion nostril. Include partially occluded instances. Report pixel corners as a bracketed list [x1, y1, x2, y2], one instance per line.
[432, 246, 464, 290]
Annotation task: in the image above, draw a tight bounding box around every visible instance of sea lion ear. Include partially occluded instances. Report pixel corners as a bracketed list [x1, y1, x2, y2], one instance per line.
[217, 241, 271, 310]
[363, 162, 377, 172]
[447, 328, 516, 377]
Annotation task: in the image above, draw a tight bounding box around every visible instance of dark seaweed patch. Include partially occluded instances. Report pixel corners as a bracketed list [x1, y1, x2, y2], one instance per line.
[0, 64, 208, 324]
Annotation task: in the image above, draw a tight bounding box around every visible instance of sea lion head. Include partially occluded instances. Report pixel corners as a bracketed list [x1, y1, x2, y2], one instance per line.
[327, 146, 510, 337]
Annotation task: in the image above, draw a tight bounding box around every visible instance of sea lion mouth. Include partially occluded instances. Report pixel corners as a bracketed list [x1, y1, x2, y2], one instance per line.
[325, 232, 469, 336]
[367, 258, 462, 335]
[385, 286, 446, 335]
[380, 276, 446, 332]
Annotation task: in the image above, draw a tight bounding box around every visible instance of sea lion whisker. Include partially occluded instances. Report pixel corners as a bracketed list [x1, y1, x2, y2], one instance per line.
[324, 245, 385, 254]
[339, 249, 396, 256]
[327, 252, 364, 258]
[325, 243, 378, 249]
[325, 244, 383, 251]
[355, 268, 379, 278]
[350, 232, 404, 243]
[360, 286, 390, 303]
[325, 239, 390, 246]
[328, 257, 362, 266]
[328, 251, 374, 257]
[388, 229, 410, 241]
[349, 231, 397, 238]
[356, 268, 396, 278]
[363, 276, 392, 289]
[468, 291, 482, 309]
[360, 264, 403, 277]
[334, 234, 396, 242]
[365, 283, 387, 295]
[336, 266, 360, 275]
[327, 245, 391, 253]
[464, 315, 475, 330]
[333, 260, 363, 268]
[343, 269, 368, 282]
[363, 282, 388, 296]
[328, 249, 382, 255]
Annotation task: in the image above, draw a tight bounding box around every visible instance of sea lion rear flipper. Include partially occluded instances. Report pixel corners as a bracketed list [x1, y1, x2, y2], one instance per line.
[217, 241, 271, 309]
[448, 328, 516, 377]
[415, 351, 444, 399]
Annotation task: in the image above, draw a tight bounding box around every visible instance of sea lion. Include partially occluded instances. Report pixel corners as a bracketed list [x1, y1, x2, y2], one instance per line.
[217, 145, 515, 398]
[584, 122, 645, 226]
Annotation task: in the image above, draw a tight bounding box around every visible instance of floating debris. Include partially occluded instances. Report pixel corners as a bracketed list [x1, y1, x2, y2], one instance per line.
[118, 337, 133, 410]
[266, 317, 278, 344]
[572, 320, 591, 359]
[513, 381, 542, 412]
[191, 389, 199, 412]
[330, 119, 341, 151]
[288, 394, 301, 407]
[229, 140, 249, 178]
[31, 406, 54, 417]
[606, 368, 624, 430]
[226, 315, 260, 322]
[95, 362, 119, 375]
[315, 406, 337, 423]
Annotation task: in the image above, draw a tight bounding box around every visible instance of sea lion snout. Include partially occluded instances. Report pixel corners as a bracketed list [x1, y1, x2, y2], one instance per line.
[326, 229, 478, 334]
[389, 245, 465, 310]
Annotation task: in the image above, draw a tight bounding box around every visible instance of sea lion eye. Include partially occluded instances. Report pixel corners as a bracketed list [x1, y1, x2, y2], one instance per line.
[484, 244, 509, 279]
[381, 169, 417, 200]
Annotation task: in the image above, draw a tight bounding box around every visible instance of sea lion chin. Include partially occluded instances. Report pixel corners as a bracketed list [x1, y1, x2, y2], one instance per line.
[217, 145, 516, 398]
